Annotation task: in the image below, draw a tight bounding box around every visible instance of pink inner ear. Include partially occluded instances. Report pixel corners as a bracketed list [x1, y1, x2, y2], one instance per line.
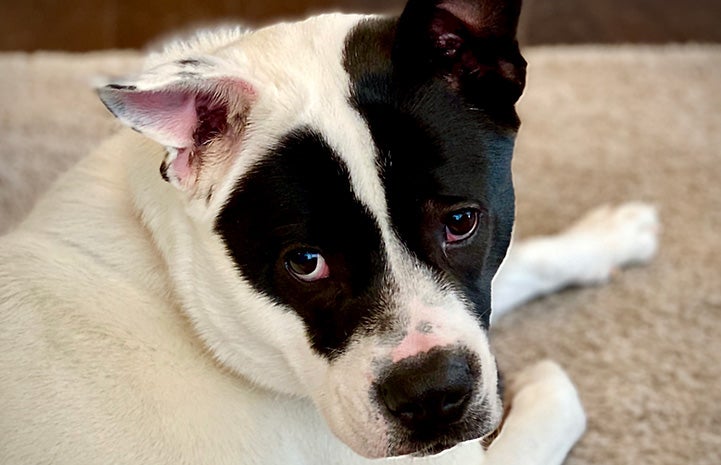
[171, 147, 194, 184]
[101, 75, 258, 189]
[123, 90, 198, 148]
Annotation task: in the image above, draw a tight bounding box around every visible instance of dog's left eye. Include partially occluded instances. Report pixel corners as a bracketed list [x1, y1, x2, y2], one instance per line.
[285, 250, 330, 282]
[444, 208, 480, 243]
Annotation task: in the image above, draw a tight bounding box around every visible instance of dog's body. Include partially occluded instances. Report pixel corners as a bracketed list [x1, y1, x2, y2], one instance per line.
[0, 2, 658, 464]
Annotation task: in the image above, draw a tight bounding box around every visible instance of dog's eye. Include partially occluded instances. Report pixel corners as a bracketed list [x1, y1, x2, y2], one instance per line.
[285, 250, 330, 282]
[444, 209, 480, 243]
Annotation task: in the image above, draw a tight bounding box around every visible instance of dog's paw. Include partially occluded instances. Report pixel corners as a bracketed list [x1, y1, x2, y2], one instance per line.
[507, 360, 586, 440]
[565, 202, 660, 283]
[509, 360, 574, 405]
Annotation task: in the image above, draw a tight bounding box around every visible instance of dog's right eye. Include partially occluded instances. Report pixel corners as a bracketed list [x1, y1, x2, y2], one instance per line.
[285, 250, 330, 283]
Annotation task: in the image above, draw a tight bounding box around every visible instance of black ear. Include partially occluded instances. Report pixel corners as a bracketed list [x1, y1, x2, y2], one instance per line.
[393, 0, 526, 108]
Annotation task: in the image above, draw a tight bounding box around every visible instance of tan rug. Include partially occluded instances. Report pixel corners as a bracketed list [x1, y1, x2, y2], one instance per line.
[1, 45, 720, 464]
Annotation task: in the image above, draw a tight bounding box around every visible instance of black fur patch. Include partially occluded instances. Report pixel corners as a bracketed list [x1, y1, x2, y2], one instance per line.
[159, 160, 170, 182]
[343, 18, 518, 326]
[215, 129, 390, 359]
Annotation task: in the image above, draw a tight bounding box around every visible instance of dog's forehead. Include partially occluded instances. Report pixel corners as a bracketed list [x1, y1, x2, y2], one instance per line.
[178, 14, 389, 226]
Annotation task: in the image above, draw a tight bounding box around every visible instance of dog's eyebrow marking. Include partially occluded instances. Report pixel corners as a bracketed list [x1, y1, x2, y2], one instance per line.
[106, 83, 137, 91]
[177, 58, 203, 67]
[417, 321, 433, 334]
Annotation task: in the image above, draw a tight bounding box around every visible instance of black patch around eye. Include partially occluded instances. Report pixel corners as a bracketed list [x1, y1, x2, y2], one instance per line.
[343, 18, 517, 326]
[215, 129, 389, 359]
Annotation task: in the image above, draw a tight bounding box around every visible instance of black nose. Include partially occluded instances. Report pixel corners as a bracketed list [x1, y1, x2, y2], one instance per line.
[378, 349, 474, 430]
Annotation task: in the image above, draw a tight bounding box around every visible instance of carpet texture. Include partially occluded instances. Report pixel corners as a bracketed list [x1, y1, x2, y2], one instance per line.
[1, 45, 720, 464]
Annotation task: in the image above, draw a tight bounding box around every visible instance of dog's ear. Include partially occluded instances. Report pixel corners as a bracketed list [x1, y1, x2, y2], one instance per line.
[98, 61, 256, 192]
[393, 0, 526, 109]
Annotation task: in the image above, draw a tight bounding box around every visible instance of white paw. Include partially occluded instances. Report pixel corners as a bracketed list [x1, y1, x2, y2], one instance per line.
[565, 202, 660, 283]
[509, 360, 574, 404]
[508, 360, 587, 441]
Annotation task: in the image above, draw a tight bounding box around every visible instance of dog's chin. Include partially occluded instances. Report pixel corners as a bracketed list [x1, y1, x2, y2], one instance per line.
[384, 437, 468, 459]
[408, 439, 464, 458]
[343, 423, 491, 460]
[385, 412, 503, 458]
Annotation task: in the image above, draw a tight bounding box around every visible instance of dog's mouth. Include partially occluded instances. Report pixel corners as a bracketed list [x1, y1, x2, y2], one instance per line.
[409, 439, 464, 457]
[387, 413, 500, 458]
[391, 432, 481, 458]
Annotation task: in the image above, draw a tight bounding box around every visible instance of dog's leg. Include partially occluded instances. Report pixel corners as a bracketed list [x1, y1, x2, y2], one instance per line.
[483, 361, 586, 465]
[491, 202, 659, 321]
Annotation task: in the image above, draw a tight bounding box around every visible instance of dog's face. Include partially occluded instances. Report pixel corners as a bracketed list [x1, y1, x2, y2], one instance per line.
[99, 0, 525, 458]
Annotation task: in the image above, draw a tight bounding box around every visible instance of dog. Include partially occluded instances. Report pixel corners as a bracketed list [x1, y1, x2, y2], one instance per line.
[0, 0, 659, 463]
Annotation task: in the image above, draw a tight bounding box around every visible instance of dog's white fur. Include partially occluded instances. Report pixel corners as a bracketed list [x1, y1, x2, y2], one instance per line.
[0, 12, 658, 465]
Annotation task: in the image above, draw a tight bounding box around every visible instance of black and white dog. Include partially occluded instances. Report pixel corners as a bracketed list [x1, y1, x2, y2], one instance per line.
[0, 0, 658, 463]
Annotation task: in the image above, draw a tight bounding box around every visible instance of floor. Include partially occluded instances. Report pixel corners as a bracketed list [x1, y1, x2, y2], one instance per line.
[2, 0, 721, 51]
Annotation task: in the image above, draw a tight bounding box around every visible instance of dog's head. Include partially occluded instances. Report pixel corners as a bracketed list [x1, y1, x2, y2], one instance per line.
[99, 0, 525, 458]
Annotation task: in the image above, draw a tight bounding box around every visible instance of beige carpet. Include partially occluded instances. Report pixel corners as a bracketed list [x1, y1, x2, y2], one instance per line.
[1, 45, 720, 464]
